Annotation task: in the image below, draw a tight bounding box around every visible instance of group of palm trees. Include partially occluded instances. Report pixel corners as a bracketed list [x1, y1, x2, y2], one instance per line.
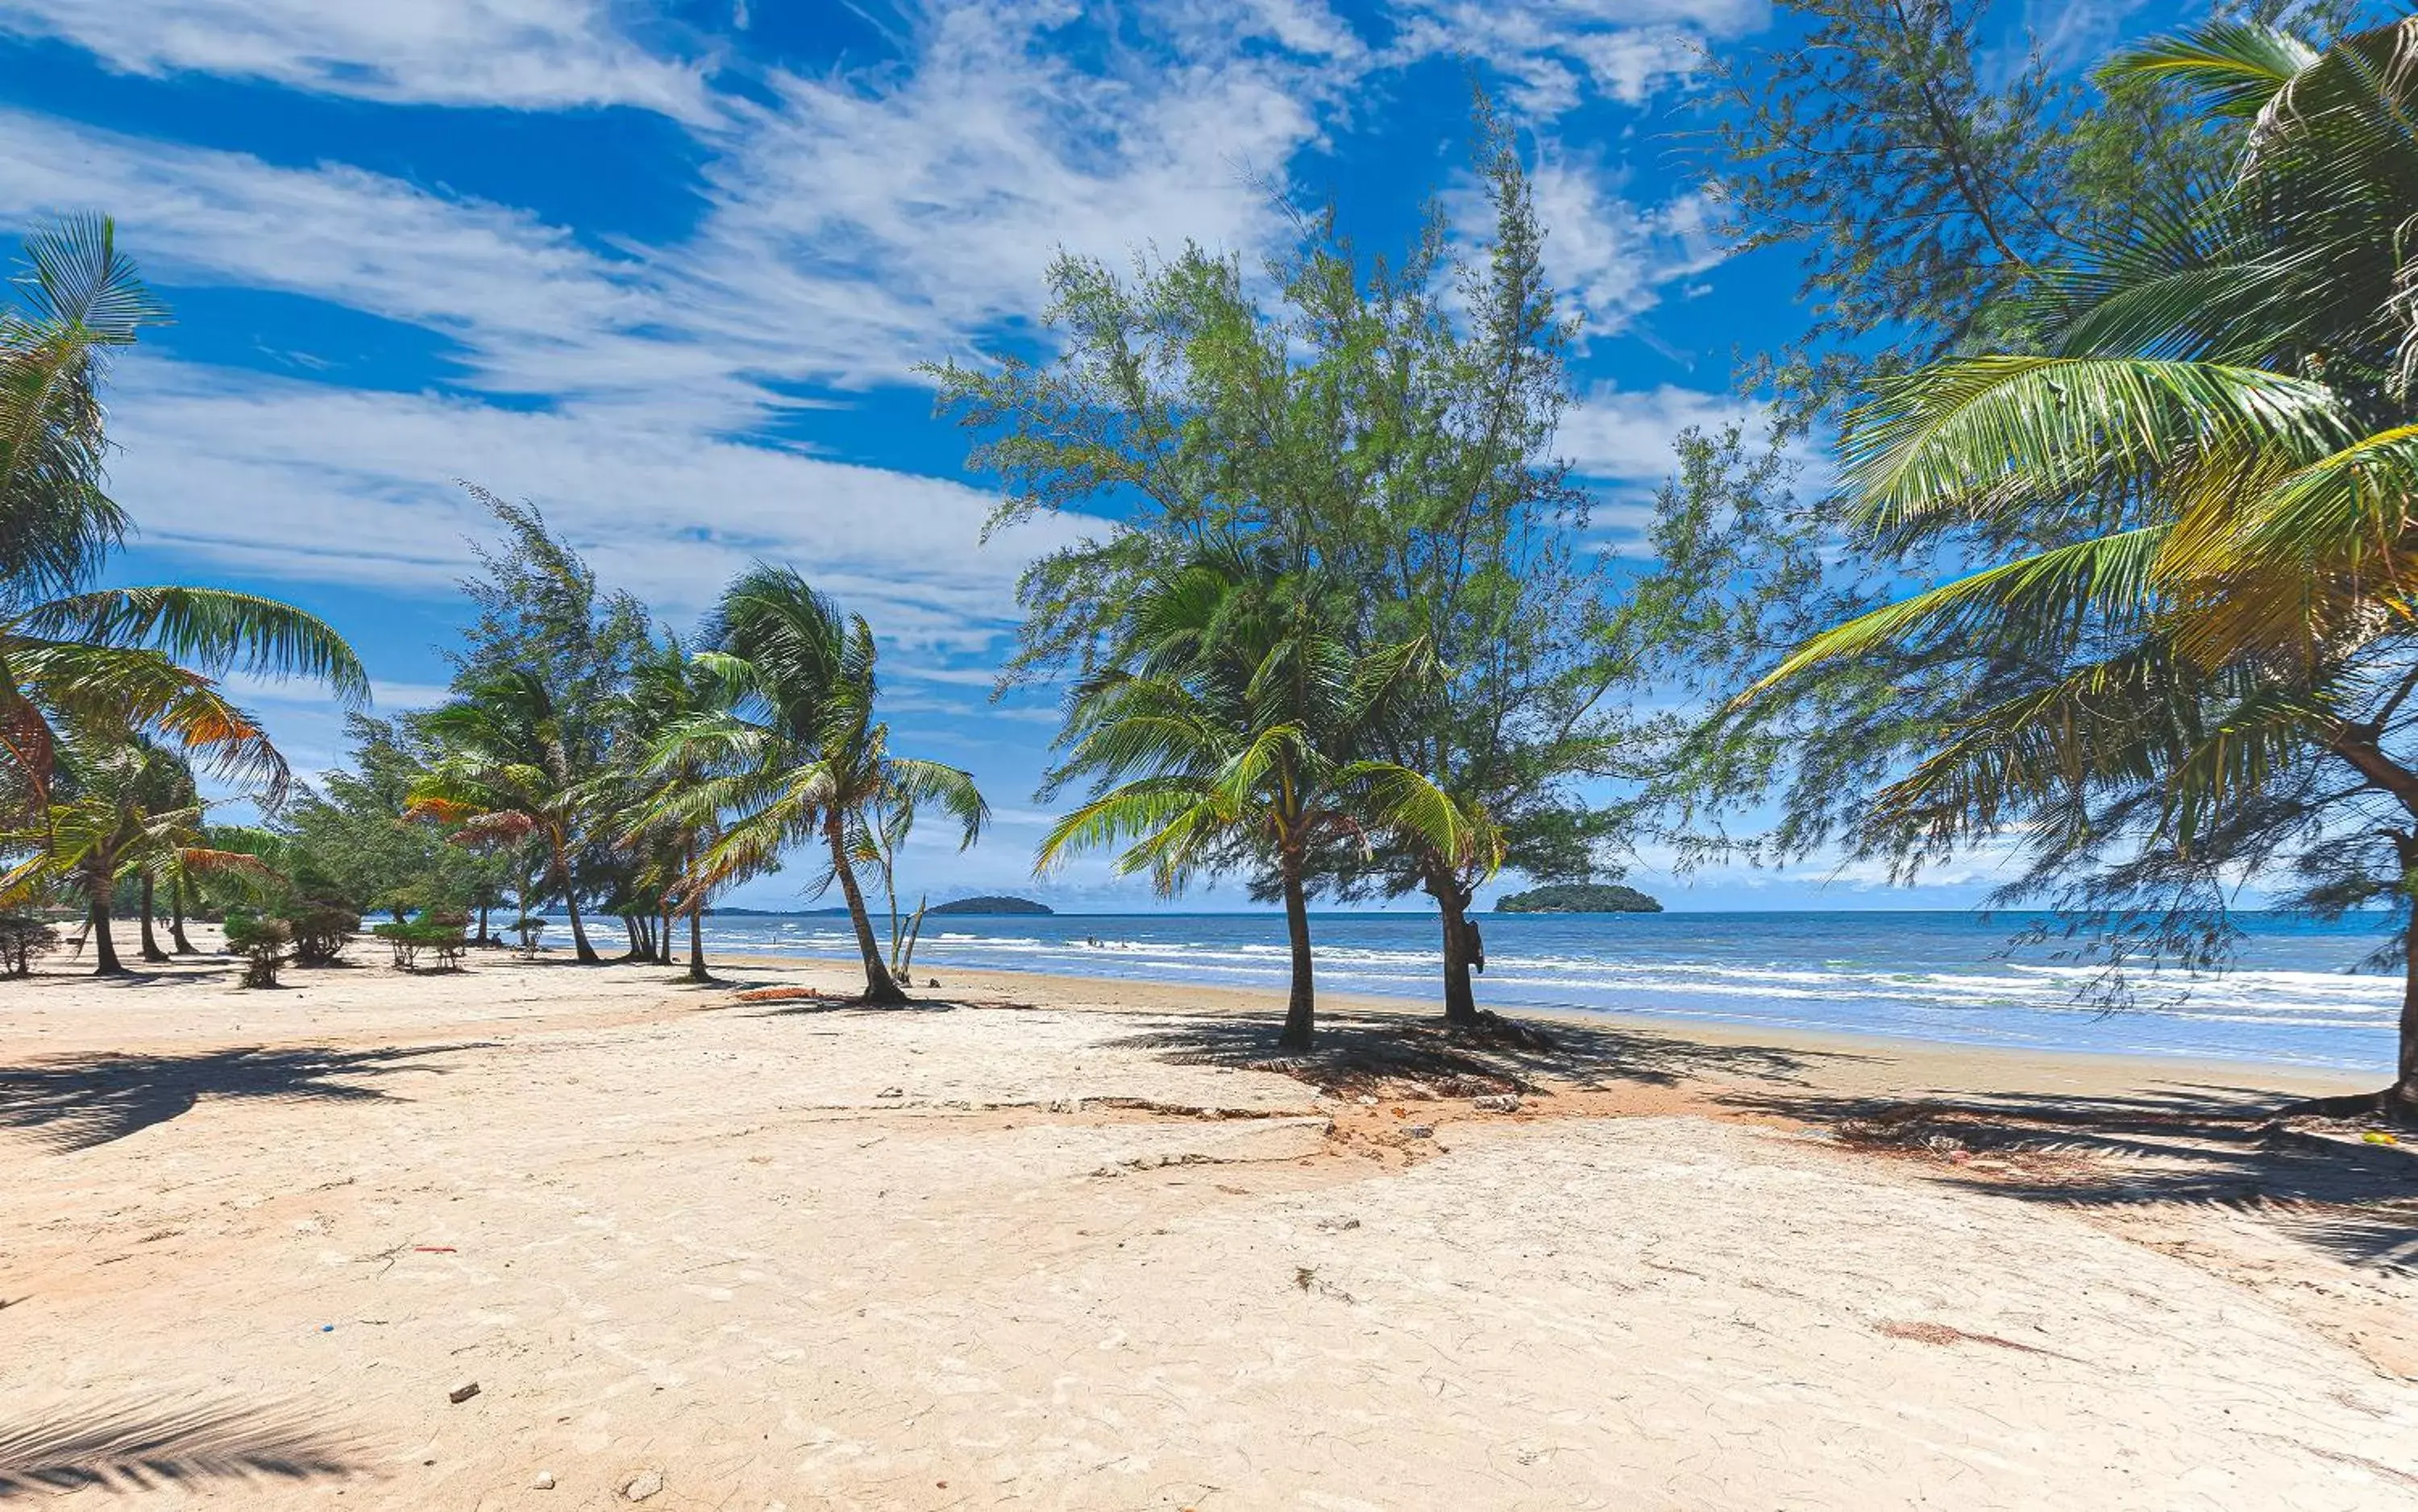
[404, 560, 988, 1002]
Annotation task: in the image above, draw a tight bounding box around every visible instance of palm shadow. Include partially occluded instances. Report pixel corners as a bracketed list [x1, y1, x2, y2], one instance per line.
[1721, 1082, 2418, 1271]
[0, 1395, 362, 1494]
[0, 1042, 484, 1153]
[1107, 1007, 1860, 1097]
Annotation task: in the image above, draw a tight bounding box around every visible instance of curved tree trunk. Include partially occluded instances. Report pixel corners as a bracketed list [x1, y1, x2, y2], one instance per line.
[687, 905, 710, 983]
[169, 879, 197, 953]
[139, 874, 170, 962]
[88, 875, 127, 978]
[829, 814, 907, 1004]
[2282, 841, 2418, 1124]
[554, 833, 599, 963]
[1277, 854, 1317, 1051]
[1425, 865, 1481, 1026]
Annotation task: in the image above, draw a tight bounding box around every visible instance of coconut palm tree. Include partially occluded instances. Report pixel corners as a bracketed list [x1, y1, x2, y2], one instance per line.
[1736, 19, 2418, 1116]
[1038, 549, 1477, 1049]
[0, 216, 368, 817]
[644, 567, 987, 1004]
[409, 670, 603, 963]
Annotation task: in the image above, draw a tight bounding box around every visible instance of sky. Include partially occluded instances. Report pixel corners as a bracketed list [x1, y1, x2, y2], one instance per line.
[0, 0, 2159, 912]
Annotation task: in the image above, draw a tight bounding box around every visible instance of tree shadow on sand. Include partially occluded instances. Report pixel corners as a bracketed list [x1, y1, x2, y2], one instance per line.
[1106, 1008, 1866, 1097]
[0, 1042, 484, 1153]
[0, 1395, 363, 1495]
[1720, 1082, 2418, 1272]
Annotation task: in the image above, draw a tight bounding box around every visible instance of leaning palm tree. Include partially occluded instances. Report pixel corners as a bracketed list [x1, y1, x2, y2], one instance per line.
[1039, 550, 1476, 1050]
[1735, 18, 2418, 1117]
[0, 216, 368, 817]
[409, 670, 603, 963]
[644, 567, 987, 1004]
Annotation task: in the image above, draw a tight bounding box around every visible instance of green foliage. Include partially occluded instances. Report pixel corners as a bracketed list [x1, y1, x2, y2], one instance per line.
[1698, 0, 2362, 422]
[0, 912, 59, 976]
[221, 909, 291, 989]
[371, 917, 467, 972]
[931, 97, 1640, 1030]
[1493, 883, 1663, 914]
[638, 566, 987, 1002]
[1676, 15, 2418, 1092]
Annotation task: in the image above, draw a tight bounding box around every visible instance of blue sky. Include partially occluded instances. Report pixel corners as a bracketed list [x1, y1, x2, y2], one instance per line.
[0, 0, 2152, 912]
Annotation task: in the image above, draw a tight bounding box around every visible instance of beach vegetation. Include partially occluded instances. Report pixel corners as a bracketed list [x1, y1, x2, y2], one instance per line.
[638, 566, 989, 1004]
[933, 98, 1634, 1039]
[1037, 548, 1474, 1049]
[1686, 15, 2418, 1118]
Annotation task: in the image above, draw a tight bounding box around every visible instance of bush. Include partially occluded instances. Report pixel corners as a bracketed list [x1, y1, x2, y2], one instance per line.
[372, 917, 468, 972]
[286, 900, 360, 966]
[0, 914, 60, 978]
[510, 915, 548, 954]
[222, 912, 293, 988]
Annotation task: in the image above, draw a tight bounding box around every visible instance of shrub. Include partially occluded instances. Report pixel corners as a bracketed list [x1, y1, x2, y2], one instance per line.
[0, 914, 60, 978]
[372, 917, 468, 972]
[222, 912, 293, 988]
[510, 915, 548, 954]
[285, 900, 361, 966]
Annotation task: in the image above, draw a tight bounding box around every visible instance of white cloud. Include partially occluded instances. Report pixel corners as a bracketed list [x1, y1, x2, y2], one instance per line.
[0, 0, 714, 118]
[1385, 0, 1764, 115]
[1523, 152, 1727, 336]
[102, 359, 1097, 654]
[1558, 382, 1754, 481]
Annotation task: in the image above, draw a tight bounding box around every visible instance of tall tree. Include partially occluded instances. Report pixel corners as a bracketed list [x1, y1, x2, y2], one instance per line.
[933, 100, 1628, 1026]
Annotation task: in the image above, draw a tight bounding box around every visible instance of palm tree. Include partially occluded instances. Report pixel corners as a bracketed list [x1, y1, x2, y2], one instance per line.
[645, 567, 987, 1003]
[1736, 19, 2418, 1116]
[1038, 550, 1475, 1049]
[615, 636, 729, 982]
[2, 740, 267, 975]
[409, 670, 603, 963]
[0, 216, 368, 818]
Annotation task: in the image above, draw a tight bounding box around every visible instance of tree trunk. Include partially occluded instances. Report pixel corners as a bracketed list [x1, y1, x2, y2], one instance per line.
[555, 835, 599, 963]
[169, 879, 197, 953]
[829, 814, 907, 1004]
[2397, 932, 2418, 1114]
[620, 912, 643, 962]
[1426, 866, 1480, 1026]
[656, 907, 674, 966]
[1277, 855, 1316, 1050]
[476, 899, 492, 945]
[686, 905, 709, 983]
[88, 877, 127, 977]
[138, 874, 170, 962]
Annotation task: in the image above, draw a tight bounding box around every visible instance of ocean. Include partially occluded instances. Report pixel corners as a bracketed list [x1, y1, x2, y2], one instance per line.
[695, 908, 2408, 1074]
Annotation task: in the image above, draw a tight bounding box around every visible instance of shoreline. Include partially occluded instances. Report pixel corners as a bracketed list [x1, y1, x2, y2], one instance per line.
[713, 947, 2387, 1100]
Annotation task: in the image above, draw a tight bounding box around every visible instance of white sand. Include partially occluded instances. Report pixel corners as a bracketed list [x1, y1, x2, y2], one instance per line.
[2, 949, 2414, 1508]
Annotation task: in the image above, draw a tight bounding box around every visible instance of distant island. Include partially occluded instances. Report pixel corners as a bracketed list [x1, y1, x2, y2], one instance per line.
[929, 895, 1053, 916]
[1494, 883, 1663, 914]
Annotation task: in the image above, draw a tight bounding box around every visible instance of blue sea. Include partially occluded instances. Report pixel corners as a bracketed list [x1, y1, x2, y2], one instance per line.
[696, 909, 2408, 1074]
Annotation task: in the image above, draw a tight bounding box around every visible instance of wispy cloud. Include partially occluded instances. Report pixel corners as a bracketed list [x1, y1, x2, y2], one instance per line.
[0, 0, 716, 117]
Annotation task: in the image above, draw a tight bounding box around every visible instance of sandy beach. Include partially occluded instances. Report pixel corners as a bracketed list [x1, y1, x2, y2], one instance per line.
[4, 945, 2416, 1510]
